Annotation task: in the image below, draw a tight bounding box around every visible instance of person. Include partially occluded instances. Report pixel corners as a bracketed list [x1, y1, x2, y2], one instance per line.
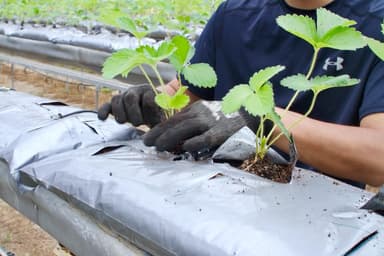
[98, 0, 384, 188]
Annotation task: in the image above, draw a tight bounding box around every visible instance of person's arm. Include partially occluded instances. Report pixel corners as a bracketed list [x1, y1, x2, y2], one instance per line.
[272, 108, 384, 187]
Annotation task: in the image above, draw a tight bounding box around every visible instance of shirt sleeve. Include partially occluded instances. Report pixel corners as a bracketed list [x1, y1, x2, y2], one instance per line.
[180, 2, 227, 100]
[359, 58, 384, 120]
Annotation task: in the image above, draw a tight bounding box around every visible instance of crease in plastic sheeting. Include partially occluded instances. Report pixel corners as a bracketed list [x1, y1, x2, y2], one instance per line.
[344, 230, 380, 255]
[18, 142, 144, 190]
[0, 105, 62, 150]
[0, 98, 138, 175]
[4, 117, 137, 174]
[320, 208, 380, 254]
[19, 143, 382, 256]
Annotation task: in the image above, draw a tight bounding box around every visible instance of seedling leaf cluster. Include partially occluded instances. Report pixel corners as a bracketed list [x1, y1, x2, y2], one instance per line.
[222, 8, 364, 161]
[102, 17, 217, 118]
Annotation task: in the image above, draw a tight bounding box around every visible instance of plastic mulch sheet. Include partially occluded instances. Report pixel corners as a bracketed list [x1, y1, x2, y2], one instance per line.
[19, 142, 383, 256]
[0, 90, 137, 173]
[1, 90, 383, 256]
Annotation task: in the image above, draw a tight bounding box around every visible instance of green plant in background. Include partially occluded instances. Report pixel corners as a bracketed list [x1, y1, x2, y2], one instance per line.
[222, 8, 365, 161]
[102, 17, 217, 119]
[0, 0, 223, 33]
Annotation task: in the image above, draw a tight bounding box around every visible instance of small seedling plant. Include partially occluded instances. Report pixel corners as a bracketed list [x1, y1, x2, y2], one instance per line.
[102, 16, 217, 119]
[222, 8, 366, 162]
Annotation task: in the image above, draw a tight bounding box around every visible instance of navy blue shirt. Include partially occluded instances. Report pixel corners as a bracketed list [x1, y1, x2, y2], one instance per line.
[183, 0, 384, 187]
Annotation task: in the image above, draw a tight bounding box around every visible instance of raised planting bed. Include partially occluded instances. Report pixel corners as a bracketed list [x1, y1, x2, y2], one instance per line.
[0, 90, 383, 256]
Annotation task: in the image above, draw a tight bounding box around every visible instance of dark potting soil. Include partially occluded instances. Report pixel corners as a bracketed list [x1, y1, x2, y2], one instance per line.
[240, 156, 292, 183]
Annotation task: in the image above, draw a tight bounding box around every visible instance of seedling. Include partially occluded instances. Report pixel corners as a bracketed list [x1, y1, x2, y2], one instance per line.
[102, 16, 217, 119]
[222, 8, 365, 162]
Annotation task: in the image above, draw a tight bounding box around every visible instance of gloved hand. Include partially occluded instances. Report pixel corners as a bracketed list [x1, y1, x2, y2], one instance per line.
[97, 84, 163, 127]
[143, 100, 246, 153]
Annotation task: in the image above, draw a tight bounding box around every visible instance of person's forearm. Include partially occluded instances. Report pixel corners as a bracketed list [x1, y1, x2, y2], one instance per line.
[272, 108, 384, 186]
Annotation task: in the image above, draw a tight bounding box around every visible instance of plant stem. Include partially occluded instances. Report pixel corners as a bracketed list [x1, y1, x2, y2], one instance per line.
[284, 47, 319, 113]
[151, 64, 172, 119]
[139, 65, 158, 96]
[268, 92, 319, 146]
[306, 47, 320, 79]
[139, 64, 170, 119]
[289, 92, 319, 130]
[151, 64, 167, 93]
[266, 47, 321, 145]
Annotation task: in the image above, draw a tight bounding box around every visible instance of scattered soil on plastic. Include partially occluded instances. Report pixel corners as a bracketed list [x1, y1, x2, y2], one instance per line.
[240, 156, 292, 183]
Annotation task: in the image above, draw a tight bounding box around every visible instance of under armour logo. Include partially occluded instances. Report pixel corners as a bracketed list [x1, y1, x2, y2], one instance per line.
[323, 57, 344, 71]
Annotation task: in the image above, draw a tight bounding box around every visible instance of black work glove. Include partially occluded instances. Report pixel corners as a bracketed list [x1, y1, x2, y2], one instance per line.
[97, 84, 163, 127]
[143, 100, 246, 153]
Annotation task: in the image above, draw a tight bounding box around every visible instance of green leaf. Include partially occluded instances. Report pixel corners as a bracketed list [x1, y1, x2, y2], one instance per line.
[243, 84, 275, 117]
[316, 8, 356, 38]
[102, 49, 147, 79]
[99, 10, 124, 28]
[249, 65, 285, 91]
[318, 26, 366, 50]
[116, 17, 136, 34]
[174, 85, 188, 96]
[366, 37, 384, 61]
[277, 14, 317, 46]
[281, 74, 359, 93]
[154, 87, 190, 111]
[169, 35, 195, 72]
[117, 16, 148, 39]
[182, 63, 217, 88]
[172, 85, 190, 109]
[311, 75, 359, 93]
[221, 84, 253, 114]
[137, 42, 176, 65]
[138, 45, 156, 58]
[169, 94, 190, 110]
[155, 93, 172, 110]
[156, 41, 177, 61]
[281, 74, 312, 91]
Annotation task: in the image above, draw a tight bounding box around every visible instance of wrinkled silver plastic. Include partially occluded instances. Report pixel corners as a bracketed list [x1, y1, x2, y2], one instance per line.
[19, 142, 382, 256]
[0, 90, 137, 172]
[1, 91, 383, 255]
[0, 160, 147, 256]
